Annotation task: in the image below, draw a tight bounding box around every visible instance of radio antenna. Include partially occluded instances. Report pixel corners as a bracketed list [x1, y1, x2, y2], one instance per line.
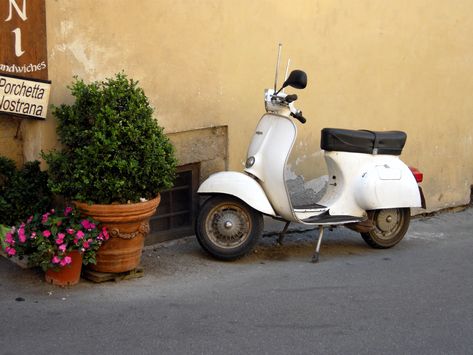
[274, 43, 282, 92]
[284, 58, 291, 81]
[282, 58, 291, 93]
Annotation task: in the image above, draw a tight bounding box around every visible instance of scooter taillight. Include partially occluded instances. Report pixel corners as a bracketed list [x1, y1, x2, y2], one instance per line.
[409, 167, 423, 183]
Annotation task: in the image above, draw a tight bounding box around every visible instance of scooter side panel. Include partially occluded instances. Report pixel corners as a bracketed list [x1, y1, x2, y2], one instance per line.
[355, 161, 422, 209]
[197, 171, 276, 216]
[318, 151, 421, 217]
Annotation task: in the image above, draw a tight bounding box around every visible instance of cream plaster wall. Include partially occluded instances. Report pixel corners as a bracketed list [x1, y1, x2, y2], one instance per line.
[0, 118, 23, 165]
[27, 0, 473, 212]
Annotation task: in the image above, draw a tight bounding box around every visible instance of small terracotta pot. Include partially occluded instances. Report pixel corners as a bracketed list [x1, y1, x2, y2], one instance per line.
[74, 195, 160, 273]
[45, 250, 83, 286]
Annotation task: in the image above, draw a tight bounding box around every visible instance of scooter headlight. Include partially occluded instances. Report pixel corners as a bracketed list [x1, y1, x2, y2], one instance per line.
[245, 156, 255, 168]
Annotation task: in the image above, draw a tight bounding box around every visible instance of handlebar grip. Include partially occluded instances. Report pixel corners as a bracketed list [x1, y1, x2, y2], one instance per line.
[285, 94, 298, 103]
[291, 111, 306, 124]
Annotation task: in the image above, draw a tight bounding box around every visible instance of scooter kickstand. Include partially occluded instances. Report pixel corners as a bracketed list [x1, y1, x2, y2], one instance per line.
[311, 226, 325, 263]
[277, 222, 291, 245]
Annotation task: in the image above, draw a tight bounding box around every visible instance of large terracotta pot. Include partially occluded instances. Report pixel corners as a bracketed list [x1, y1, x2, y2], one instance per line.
[45, 250, 83, 286]
[74, 195, 160, 273]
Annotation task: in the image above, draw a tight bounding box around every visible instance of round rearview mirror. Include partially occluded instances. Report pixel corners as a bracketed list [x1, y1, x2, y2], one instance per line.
[282, 70, 307, 90]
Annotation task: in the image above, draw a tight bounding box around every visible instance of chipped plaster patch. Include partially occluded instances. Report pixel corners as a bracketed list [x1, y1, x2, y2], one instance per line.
[66, 39, 99, 74]
[53, 38, 114, 77]
[60, 20, 74, 36]
[285, 164, 298, 180]
[50, 19, 116, 77]
[304, 175, 329, 192]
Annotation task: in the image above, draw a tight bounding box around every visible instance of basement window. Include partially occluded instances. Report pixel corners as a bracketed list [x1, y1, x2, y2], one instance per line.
[147, 163, 200, 244]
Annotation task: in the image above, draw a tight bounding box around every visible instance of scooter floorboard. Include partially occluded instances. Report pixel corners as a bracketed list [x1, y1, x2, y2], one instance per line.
[301, 213, 363, 225]
[292, 202, 326, 210]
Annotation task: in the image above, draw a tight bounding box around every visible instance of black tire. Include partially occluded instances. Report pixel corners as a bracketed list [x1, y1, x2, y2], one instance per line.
[361, 208, 410, 249]
[195, 195, 263, 260]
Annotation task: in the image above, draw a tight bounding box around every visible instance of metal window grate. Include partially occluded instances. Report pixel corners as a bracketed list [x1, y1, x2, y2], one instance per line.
[146, 163, 200, 245]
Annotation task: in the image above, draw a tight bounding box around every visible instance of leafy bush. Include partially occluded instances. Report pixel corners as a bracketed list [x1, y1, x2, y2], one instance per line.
[0, 156, 52, 226]
[43, 73, 177, 204]
[0, 224, 9, 250]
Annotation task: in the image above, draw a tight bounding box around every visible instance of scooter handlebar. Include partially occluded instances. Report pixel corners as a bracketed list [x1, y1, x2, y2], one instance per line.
[291, 111, 306, 124]
[285, 94, 298, 103]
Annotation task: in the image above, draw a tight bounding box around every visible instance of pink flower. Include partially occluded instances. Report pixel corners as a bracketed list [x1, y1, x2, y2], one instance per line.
[30, 232, 36, 239]
[64, 207, 73, 216]
[83, 240, 90, 249]
[42, 230, 51, 238]
[6, 246, 16, 256]
[56, 233, 65, 245]
[52, 255, 61, 264]
[66, 228, 75, 235]
[5, 232, 13, 244]
[18, 227, 26, 243]
[76, 230, 85, 239]
[27, 215, 33, 223]
[60, 256, 71, 266]
[41, 213, 50, 223]
[101, 227, 109, 240]
[81, 220, 96, 230]
[59, 244, 67, 252]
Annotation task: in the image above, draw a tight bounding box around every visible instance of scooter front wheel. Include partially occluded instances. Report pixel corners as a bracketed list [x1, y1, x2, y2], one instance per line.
[195, 195, 263, 260]
[361, 208, 410, 249]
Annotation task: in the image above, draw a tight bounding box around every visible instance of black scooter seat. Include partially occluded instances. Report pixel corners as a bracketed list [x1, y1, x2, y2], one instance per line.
[320, 128, 407, 155]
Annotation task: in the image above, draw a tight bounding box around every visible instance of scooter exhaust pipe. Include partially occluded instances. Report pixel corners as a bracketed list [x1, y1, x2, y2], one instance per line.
[345, 219, 375, 233]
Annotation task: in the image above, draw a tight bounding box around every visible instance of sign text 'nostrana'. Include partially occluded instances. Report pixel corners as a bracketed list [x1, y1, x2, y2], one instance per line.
[0, 74, 51, 120]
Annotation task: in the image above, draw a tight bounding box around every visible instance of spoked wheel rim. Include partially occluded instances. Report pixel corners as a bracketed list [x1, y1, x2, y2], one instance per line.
[370, 208, 406, 241]
[205, 202, 252, 249]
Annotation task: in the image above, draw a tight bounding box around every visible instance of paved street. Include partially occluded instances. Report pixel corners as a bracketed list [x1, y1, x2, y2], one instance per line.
[1, 208, 472, 355]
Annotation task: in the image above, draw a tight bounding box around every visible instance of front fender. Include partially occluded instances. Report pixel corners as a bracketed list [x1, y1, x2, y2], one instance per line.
[198, 171, 276, 216]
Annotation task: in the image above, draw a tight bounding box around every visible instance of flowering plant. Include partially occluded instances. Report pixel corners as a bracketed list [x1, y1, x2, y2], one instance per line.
[3, 207, 109, 271]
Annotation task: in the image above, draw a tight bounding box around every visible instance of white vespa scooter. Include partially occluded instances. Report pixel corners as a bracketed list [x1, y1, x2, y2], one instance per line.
[195, 47, 425, 262]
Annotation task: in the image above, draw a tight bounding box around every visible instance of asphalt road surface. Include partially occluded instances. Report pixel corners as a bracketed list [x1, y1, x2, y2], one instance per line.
[1, 208, 472, 354]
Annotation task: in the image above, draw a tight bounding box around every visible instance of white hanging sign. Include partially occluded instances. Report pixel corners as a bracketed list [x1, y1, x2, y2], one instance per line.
[0, 73, 51, 120]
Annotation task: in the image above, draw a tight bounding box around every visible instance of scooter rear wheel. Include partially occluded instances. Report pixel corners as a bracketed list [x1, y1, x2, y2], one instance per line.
[361, 208, 410, 249]
[195, 195, 263, 260]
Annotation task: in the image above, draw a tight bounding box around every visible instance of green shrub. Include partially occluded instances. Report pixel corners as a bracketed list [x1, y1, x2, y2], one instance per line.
[0, 156, 52, 226]
[42, 72, 177, 204]
[0, 224, 10, 250]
